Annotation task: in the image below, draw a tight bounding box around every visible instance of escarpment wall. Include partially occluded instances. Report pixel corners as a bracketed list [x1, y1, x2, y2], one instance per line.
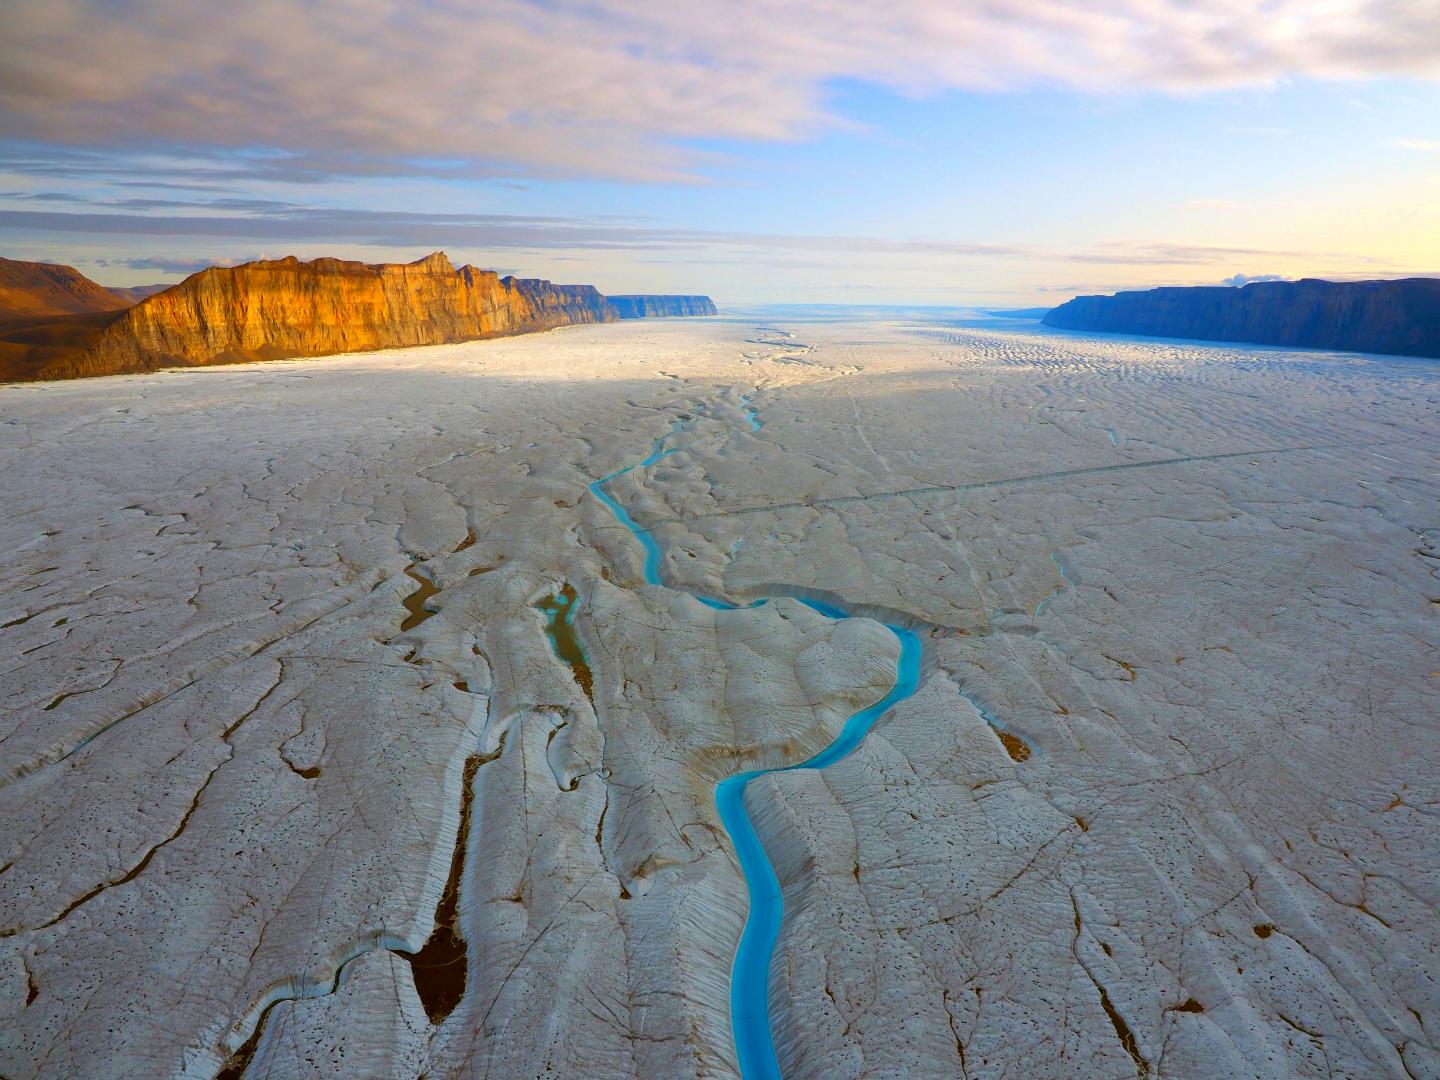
[62, 253, 614, 379]
[608, 295, 718, 319]
[5, 252, 718, 382]
[1043, 278, 1440, 359]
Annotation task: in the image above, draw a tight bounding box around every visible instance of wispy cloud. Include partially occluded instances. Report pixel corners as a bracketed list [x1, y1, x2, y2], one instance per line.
[1, 1, 1437, 181]
[0, 190, 90, 202]
[92, 254, 271, 274]
[1389, 137, 1440, 152]
[0, 203, 1028, 257]
[0, 202, 1381, 276]
[1062, 242, 1375, 267]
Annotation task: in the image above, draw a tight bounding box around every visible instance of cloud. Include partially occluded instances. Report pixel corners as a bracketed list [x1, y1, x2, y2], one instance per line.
[0, 190, 89, 201]
[1, 1, 1437, 181]
[0, 204, 1031, 258]
[1062, 242, 1373, 267]
[1218, 273, 1288, 286]
[92, 254, 270, 274]
[0, 203, 1383, 283]
[1389, 137, 1440, 152]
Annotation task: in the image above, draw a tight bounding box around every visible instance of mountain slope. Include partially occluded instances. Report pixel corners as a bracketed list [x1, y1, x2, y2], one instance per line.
[0, 257, 129, 318]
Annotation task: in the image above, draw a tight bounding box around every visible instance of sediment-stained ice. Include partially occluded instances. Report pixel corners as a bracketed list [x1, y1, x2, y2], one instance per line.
[1, 317, 1436, 1078]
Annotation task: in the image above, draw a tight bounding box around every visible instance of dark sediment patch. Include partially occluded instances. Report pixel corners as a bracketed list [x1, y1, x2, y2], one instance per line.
[997, 730, 1031, 762]
[1099, 982, 1150, 1078]
[1075, 896, 1150, 1078]
[397, 735, 502, 1024]
[535, 585, 594, 705]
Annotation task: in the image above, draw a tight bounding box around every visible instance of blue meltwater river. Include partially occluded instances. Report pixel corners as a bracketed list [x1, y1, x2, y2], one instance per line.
[587, 399, 923, 1079]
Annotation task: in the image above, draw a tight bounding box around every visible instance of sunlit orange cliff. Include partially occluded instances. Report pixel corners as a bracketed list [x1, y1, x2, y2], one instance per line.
[0, 252, 716, 382]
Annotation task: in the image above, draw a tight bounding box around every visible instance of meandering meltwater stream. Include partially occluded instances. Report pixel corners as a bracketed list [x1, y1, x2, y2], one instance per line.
[586, 400, 923, 1079]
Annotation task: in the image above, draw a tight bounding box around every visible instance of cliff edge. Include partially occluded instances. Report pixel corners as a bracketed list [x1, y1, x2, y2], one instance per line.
[608, 295, 718, 319]
[61, 253, 616, 380]
[4, 252, 717, 382]
[1042, 278, 1440, 359]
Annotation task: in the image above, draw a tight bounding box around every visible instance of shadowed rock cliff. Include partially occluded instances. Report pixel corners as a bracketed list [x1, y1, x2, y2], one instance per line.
[608, 295, 718, 318]
[1043, 278, 1440, 359]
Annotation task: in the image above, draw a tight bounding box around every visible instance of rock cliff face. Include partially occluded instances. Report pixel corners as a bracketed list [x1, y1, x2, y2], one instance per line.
[507, 278, 618, 328]
[14, 254, 722, 382]
[608, 295, 718, 319]
[0, 257, 129, 317]
[1043, 277, 1440, 359]
[54, 253, 615, 380]
[1, 252, 718, 382]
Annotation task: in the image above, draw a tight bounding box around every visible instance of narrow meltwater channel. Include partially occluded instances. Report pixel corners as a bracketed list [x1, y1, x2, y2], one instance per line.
[398, 751, 484, 1023]
[588, 400, 924, 1080]
[1034, 550, 1077, 617]
[400, 565, 441, 631]
[717, 628, 920, 1080]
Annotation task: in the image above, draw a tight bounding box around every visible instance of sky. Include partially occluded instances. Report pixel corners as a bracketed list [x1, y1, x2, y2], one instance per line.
[1, 0, 1438, 305]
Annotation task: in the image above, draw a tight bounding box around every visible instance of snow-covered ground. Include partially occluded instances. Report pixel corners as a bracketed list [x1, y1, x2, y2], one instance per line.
[1, 316, 1436, 1079]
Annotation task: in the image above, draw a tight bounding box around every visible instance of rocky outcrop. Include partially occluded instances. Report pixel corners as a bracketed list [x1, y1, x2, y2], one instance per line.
[0, 257, 129, 318]
[608, 295, 718, 319]
[1043, 277, 1440, 359]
